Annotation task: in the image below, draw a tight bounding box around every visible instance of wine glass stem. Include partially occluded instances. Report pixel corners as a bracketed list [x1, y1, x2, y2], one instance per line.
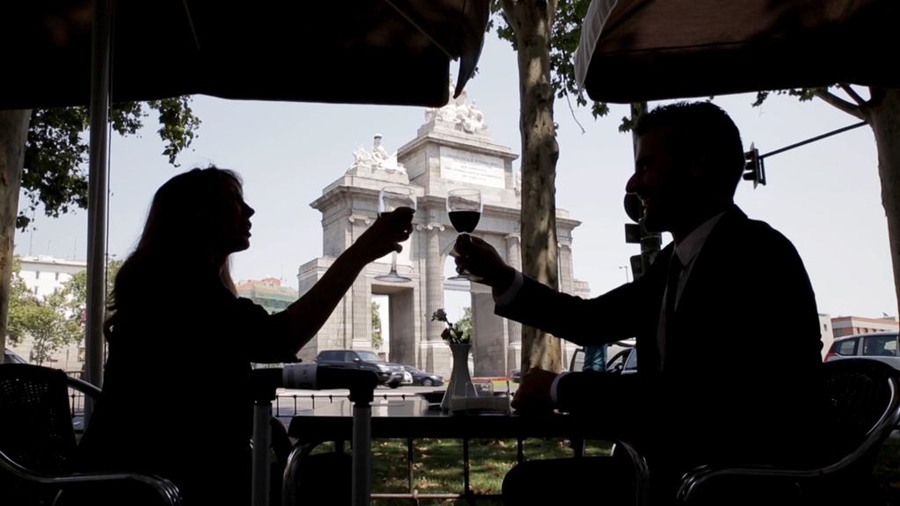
[457, 232, 469, 256]
[390, 251, 399, 274]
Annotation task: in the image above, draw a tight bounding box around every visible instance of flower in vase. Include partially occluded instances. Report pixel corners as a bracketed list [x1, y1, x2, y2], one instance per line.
[431, 308, 471, 345]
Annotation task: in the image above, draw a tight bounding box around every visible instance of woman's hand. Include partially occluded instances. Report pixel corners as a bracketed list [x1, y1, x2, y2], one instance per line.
[351, 207, 415, 264]
[280, 206, 415, 354]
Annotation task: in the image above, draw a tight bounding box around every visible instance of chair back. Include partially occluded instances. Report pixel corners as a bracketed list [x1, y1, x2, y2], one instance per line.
[820, 358, 900, 472]
[0, 364, 79, 504]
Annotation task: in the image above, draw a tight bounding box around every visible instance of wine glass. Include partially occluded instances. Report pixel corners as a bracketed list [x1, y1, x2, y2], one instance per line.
[446, 188, 482, 281]
[374, 186, 416, 283]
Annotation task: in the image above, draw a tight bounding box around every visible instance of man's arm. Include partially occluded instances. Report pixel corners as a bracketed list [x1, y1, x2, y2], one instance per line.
[454, 234, 650, 346]
[495, 274, 643, 347]
[493, 246, 671, 348]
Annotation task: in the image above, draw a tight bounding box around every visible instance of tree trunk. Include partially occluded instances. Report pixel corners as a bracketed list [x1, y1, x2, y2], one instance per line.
[504, 0, 563, 374]
[0, 110, 31, 362]
[869, 89, 900, 318]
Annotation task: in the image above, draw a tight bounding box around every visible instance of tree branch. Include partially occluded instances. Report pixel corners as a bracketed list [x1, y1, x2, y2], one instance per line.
[564, 89, 586, 135]
[838, 83, 868, 107]
[814, 89, 866, 120]
[500, 0, 519, 32]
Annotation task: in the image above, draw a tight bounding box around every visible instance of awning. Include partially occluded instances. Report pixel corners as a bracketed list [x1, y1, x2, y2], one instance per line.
[0, 0, 492, 394]
[575, 0, 899, 103]
[0, 0, 490, 109]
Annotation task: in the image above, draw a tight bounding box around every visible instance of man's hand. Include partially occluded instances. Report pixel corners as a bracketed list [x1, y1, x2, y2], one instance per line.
[352, 207, 415, 264]
[511, 367, 558, 415]
[453, 234, 516, 292]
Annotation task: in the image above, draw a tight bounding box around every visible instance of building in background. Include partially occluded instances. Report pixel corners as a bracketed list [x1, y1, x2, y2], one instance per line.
[236, 278, 299, 314]
[296, 90, 589, 378]
[831, 315, 899, 338]
[17, 255, 85, 298]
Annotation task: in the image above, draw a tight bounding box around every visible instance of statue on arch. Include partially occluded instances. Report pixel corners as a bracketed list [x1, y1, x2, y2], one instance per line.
[423, 76, 488, 135]
[349, 134, 406, 173]
[459, 100, 485, 134]
[372, 134, 390, 161]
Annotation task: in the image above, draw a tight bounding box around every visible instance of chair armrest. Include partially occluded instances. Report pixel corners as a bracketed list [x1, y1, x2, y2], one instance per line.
[0, 449, 182, 506]
[605, 438, 651, 506]
[566, 416, 651, 506]
[676, 464, 818, 505]
[65, 376, 102, 399]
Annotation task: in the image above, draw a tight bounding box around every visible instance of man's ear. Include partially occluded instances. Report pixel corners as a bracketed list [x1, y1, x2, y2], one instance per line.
[687, 153, 710, 178]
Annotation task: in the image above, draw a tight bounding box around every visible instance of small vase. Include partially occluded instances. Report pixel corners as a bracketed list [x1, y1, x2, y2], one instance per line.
[441, 343, 478, 413]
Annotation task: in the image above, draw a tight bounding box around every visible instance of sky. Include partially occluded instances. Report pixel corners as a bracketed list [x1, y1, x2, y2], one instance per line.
[15, 32, 896, 322]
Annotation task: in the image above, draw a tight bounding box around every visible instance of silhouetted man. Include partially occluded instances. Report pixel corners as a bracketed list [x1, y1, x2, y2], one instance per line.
[454, 102, 824, 505]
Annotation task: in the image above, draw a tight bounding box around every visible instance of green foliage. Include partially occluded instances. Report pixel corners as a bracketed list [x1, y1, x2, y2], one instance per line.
[6, 259, 31, 345]
[457, 306, 473, 340]
[6, 258, 122, 364]
[372, 301, 383, 348]
[6, 260, 83, 365]
[20, 290, 82, 366]
[752, 88, 822, 107]
[431, 308, 472, 344]
[58, 258, 122, 324]
[17, 98, 201, 229]
[147, 97, 202, 165]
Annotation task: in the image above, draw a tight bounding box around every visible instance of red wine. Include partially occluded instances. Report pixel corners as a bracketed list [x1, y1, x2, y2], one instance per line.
[449, 211, 480, 233]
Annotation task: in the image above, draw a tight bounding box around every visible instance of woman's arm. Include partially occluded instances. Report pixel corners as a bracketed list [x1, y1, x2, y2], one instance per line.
[276, 207, 414, 354]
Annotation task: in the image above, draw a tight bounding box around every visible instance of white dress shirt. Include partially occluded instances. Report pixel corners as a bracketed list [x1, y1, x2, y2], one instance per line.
[495, 212, 725, 403]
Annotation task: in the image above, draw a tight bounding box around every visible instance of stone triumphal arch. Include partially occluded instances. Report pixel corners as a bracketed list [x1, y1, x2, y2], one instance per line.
[297, 91, 589, 378]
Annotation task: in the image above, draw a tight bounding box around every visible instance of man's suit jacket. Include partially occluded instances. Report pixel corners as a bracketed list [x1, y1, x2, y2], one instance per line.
[497, 206, 824, 471]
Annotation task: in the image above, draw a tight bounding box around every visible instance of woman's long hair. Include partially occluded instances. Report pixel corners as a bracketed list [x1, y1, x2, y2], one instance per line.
[105, 167, 242, 340]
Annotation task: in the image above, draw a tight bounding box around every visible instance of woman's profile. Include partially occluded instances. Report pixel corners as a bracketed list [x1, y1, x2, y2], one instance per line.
[75, 167, 414, 504]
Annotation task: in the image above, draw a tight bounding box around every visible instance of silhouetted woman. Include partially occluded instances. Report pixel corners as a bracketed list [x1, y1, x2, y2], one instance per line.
[77, 167, 413, 505]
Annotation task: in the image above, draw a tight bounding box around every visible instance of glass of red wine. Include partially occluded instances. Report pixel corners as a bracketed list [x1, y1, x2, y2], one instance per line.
[447, 188, 482, 281]
[374, 186, 416, 283]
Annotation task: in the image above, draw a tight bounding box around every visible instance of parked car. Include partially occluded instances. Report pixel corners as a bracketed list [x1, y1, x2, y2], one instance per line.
[2, 349, 27, 364]
[607, 339, 636, 365]
[605, 347, 638, 375]
[402, 365, 443, 387]
[314, 350, 406, 388]
[510, 339, 639, 379]
[567, 339, 637, 374]
[825, 332, 900, 371]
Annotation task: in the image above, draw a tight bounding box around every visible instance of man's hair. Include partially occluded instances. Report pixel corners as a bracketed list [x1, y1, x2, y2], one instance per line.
[634, 101, 745, 193]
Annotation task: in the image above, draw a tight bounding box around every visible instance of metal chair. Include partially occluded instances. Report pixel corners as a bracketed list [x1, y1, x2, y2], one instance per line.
[676, 358, 900, 505]
[0, 363, 182, 505]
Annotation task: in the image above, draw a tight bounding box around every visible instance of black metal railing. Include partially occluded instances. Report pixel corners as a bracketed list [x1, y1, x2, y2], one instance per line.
[64, 388, 460, 429]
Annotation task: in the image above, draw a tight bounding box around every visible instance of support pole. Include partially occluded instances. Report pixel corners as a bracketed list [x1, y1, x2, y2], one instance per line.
[85, 0, 113, 419]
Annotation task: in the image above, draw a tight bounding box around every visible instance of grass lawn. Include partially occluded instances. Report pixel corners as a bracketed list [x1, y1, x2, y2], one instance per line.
[312, 438, 610, 505]
[307, 435, 900, 505]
